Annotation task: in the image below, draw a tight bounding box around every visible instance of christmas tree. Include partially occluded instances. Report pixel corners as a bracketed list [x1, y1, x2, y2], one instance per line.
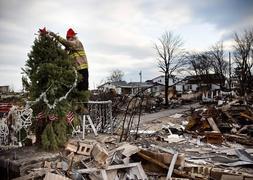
[22, 31, 86, 150]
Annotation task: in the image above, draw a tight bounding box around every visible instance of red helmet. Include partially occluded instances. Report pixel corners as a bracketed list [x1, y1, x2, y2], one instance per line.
[66, 28, 77, 38]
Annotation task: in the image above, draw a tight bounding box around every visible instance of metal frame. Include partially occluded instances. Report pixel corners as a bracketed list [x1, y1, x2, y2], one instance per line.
[87, 101, 113, 134]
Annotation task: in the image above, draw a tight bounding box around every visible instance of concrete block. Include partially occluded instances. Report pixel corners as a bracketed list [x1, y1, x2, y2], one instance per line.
[77, 142, 93, 156]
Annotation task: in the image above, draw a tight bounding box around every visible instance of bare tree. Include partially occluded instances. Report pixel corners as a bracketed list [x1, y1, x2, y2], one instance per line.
[187, 52, 211, 76]
[207, 41, 228, 89]
[187, 42, 228, 90]
[233, 28, 253, 95]
[155, 31, 186, 106]
[186, 52, 213, 91]
[107, 69, 124, 82]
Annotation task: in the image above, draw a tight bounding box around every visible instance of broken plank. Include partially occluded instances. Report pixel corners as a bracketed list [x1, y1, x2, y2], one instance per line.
[173, 169, 196, 179]
[150, 144, 175, 154]
[141, 148, 185, 167]
[240, 112, 253, 121]
[13, 169, 53, 180]
[207, 117, 220, 132]
[224, 134, 253, 146]
[100, 170, 108, 180]
[120, 143, 139, 157]
[136, 151, 169, 169]
[166, 152, 178, 180]
[106, 170, 118, 180]
[237, 125, 253, 134]
[223, 111, 237, 123]
[221, 174, 243, 180]
[77, 162, 145, 173]
[44, 172, 71, 180]
[136, 163, 148, 179]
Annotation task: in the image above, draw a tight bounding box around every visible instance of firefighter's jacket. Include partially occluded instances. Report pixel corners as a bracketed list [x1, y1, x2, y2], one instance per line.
[53, 34, 88, 70]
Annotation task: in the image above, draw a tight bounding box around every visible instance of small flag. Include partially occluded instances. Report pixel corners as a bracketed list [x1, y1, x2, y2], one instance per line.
[66, 111, 74, 124]
[48, 114, 58, 121]
[36, 112, 45, 120]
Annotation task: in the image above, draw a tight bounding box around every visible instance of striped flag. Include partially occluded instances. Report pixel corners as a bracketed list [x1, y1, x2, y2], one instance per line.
[36, 112, 45, 120]
[66, 111, 74, 124]
[48, 114, 58, 121]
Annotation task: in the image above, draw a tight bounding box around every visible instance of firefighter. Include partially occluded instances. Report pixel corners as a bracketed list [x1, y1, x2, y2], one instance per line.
[48, 28, 89, 92]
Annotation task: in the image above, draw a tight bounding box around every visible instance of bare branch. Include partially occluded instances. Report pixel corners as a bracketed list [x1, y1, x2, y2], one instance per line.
[154, 31, 185, 105]
[233, 28, 253, 95]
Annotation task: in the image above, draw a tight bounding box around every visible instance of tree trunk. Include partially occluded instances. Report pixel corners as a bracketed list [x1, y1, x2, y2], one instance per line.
[165, 74, 169, 106]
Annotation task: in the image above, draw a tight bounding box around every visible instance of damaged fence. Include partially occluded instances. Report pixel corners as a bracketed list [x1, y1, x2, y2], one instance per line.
[87, 101, 113, 134]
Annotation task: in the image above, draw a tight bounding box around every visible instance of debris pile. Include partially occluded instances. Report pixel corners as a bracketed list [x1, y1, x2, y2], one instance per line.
[1, 99, 253, 179]
[3, 136, 186, 180]
[185, 100, 253, 146]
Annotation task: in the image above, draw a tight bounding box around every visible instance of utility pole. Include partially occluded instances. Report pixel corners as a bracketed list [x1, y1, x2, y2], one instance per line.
[138, 70, 142, 92]
[229, 52, 232, 91]
[139, 70, 142, 83]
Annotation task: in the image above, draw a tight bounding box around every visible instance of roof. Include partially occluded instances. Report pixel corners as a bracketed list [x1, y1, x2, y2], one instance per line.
[185, 74, 225, 84]
[97, 81, 128, 88]
[121, 82, 154, 88]
[151, 75, 164, 81]
[151, 75, 176, 81]
[98, 81, 154, 89]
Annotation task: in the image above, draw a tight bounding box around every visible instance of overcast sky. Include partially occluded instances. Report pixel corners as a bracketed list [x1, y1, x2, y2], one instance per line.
[0, 0, 252, 91]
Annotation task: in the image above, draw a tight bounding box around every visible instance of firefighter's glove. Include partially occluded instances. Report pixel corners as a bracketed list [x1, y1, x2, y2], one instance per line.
[48, 31, 56, 37]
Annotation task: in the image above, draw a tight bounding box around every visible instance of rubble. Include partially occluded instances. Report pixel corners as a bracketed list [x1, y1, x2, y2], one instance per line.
[1, 98, 253, 180]
[91, 143, 109, 168]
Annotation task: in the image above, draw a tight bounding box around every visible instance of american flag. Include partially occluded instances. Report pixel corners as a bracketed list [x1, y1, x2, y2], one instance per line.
[36, 112, 45, 120]
[48, 114, 58, 121]
[66, 111, 74, 124]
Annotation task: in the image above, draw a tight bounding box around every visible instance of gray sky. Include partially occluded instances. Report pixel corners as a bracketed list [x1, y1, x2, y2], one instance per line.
[0, 0, 252, 91]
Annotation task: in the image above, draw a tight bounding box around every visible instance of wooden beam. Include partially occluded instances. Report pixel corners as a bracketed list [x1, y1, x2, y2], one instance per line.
[150, 144, 175, 154]
[145, 146, 185, 167]
[136, 152, 169, 169]
[77, 162, 144, 173]
[207, 117, 220, 132]
[240, 112, 253, 121]
[237, 125, 253, 134]
[100, 170, 108, 180]
[166, 152, 178, 180]
[13, 169, 53, 180]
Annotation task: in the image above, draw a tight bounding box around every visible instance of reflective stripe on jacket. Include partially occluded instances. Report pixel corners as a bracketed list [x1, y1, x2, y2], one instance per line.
[57, 36, 88, 70]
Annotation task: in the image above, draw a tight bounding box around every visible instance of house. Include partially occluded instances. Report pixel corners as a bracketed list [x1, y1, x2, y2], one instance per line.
[97, 81, 153, 96]
[120, 82, 153, 96]
[0, 86, 9, 93]
[98, 75, 186, 96]
[184, 74, 225, 91]
[183, 74, 225, 101]
[148, 75, 184, 95]
[97, 81, 128, 94]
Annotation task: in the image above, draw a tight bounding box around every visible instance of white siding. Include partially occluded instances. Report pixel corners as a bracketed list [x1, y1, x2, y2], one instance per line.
[115, 87, 122, 94]
[211, 84, 220, 90]
[192, 84, 198, 91]
[175, 84, 183, 92]
[152, 76, 175, 86]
